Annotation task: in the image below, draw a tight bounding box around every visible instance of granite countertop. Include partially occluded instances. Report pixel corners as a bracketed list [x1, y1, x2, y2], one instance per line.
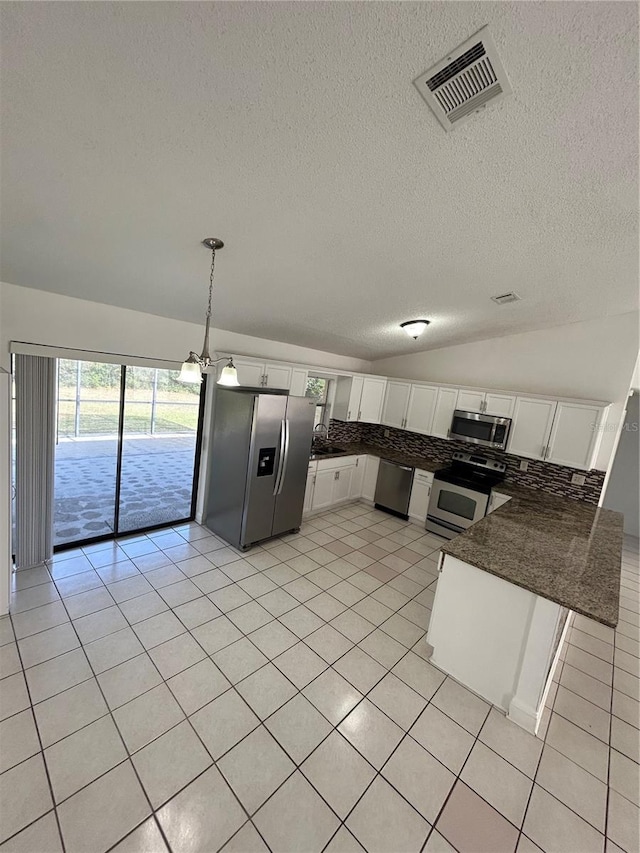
[441, 482, 623, 628]
[311, 442, 624, 628]
[310, 441, 623, 626]
[309, 441, 442, 473]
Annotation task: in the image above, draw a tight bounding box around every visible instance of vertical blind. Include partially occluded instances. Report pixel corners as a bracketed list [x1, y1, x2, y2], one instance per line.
[14, 354, 56, 569]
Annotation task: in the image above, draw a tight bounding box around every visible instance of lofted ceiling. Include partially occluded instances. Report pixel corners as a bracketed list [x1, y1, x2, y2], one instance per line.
[1, 1, 638, 360]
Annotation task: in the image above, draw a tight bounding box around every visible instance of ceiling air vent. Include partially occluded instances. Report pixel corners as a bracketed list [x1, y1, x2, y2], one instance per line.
[491, 292, 521, 305]
[414, 26, 512, 131]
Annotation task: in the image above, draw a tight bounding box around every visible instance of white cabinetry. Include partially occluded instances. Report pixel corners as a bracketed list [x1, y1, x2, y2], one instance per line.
[309, 455, 359, 512]
[224, 358, 293, 391]
[381, 382, 412, 429]
[333, 376, 387, 424]
[431, 388, 459, 439]
[349, 456, 366, 499]
[361, 456, 380, 502]
[263, 363, 292, 390]
[359, 377, 387, 423]
[508, 398, 557, 461]
[405, 385, 438, 435]
[408, 470, 433, 523]
[457, 390, 516, 417]
[484, 393, 516, 418]
[456, 390, 485, 413]
[332, 467, 353, 503]
[304, 462, 317, 515]
[289, 368, 309, 397]
[310, 469, 336, 511]
[229, 358, 267, 387]
[487, 491, 511, 514]
[546, 402, 608, 470]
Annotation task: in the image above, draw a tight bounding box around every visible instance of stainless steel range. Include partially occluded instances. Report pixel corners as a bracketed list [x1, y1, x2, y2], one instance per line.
[426, 451, 506, 540]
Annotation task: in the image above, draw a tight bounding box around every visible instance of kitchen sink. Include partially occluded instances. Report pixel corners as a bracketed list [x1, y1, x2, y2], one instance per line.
[310, 445, 347, 456]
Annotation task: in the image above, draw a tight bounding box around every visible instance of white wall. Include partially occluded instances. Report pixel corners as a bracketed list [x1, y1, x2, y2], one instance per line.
[0, 282, 370, 374]
[0, 281, 371, 614]
[373, 312, 640, 471]
[603, 391, 640, 537]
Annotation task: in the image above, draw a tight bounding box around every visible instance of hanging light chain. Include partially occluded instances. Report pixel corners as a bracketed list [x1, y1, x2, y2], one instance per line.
[206, 244, 216, 321]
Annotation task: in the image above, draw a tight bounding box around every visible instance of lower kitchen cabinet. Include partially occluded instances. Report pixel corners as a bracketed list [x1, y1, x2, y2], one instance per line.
[304, 454, 377, 514]
[332, 467, 353, 503]
[310, 469, 337, 511]
[307, 456, 359, 512]
[303, 469, 315, 514]
[361, 456, 380, 502]
[349, 455, 366, 499]
[408, 469, 433, 523]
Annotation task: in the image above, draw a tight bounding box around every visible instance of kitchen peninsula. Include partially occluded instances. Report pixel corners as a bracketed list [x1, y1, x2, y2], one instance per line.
[309, 438, 624, 734]
[427, 484, 623, 733]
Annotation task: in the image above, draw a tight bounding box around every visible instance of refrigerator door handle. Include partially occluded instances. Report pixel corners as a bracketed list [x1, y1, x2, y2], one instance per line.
[277, 418, 291, 496]
[273, 419, 286, 496]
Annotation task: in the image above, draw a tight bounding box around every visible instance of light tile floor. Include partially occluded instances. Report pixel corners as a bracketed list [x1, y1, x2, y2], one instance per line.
[1, 504, 638, 853]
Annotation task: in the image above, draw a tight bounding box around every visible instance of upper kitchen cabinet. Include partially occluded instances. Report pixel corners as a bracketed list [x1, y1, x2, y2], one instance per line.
[546, 401, 608, 470]
[483, 393, 516, 418]
[507, 397, 557, 460]
[263, 363, 293, 390]
[217, 358, 303, 392]
[405, 384, 438, 435]
[381, 381, 412, 429]
[223, 358, 265, 387]
[288, 368, 308, 397]
[431, 387, 459, 438]
[359, 377, 387, 423]
[333, 375, 387, 423]
[457, 389, 516, 417]
[456, 390, 486, 413]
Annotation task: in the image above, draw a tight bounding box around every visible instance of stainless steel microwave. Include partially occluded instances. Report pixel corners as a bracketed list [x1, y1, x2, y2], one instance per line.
[448, 409, 512, 450]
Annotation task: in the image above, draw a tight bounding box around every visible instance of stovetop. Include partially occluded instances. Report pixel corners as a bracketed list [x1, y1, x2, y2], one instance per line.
[434, 451, 506, 494]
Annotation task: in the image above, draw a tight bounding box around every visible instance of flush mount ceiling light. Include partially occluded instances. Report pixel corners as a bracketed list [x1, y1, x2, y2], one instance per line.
[179, 238, 239, 386]
[400, 320, 431, 340]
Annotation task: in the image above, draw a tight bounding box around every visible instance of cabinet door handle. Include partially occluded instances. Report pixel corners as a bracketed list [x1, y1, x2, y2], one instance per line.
[358, 411, 361, 421]
[335, 471, 339, 480]
[347, 410, 351, 420]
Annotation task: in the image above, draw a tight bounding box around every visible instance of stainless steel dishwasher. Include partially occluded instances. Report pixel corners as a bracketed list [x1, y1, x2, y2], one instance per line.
[374, 459, 415, 519]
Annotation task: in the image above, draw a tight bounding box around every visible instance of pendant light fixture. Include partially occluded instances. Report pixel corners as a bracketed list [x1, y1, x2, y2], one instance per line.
[179, 238, 240, 386]
[400, 319, 431, 340]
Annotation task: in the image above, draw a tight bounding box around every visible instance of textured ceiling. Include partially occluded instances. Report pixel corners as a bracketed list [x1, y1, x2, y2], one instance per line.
[1, 1, 638, 360]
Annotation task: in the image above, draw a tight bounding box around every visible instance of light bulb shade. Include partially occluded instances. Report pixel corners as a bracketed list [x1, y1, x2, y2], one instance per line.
[178, 361, 202, 384]
[400, 320, 430, 340]
[217, 360, 240, 387]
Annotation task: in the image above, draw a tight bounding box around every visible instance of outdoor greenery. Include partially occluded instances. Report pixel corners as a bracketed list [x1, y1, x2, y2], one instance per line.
[57, 360, 201, 437]
[305, 376, 327, 399]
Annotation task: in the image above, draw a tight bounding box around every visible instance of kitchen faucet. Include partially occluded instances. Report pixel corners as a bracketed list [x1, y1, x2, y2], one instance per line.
[313, 423, 329, 444]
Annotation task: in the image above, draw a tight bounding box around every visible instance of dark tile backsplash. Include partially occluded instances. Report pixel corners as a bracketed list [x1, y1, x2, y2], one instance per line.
[328, 420, 605, 505]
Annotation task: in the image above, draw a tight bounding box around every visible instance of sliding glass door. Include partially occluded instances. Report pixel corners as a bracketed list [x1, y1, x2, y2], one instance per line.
[53, 359, 204, 548]
[118, 366, 202, 533]
[54, 360, 122, 546]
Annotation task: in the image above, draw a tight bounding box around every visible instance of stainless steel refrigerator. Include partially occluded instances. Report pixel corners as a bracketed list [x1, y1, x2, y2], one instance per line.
[204, 387, 316, 550]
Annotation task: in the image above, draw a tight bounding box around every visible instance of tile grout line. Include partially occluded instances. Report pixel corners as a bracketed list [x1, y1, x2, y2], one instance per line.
[6, 610, 67, 853]
[5, 511, 637, 852]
